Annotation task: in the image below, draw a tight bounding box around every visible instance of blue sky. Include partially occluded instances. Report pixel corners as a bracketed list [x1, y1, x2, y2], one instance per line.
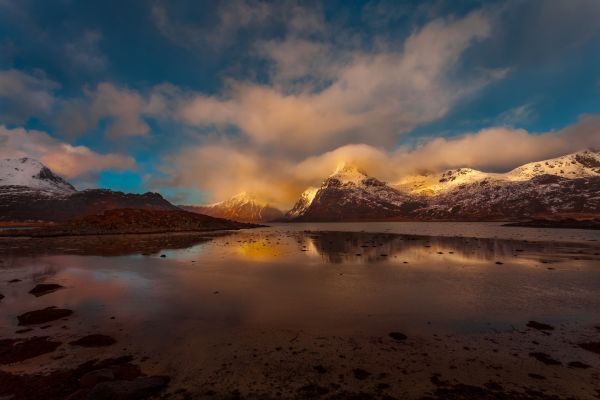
[1, 0, 599, 206]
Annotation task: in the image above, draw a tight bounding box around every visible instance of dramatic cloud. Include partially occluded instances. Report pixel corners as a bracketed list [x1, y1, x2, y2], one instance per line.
[0, 69, 59, 124]
[164, 115, 600, 208]
[63, 30, 108, 72]
[152, 0, 273, 50]
[176, 11, 497, 156]
[55, 82, 151, 139]
[0, 125, 135, 180]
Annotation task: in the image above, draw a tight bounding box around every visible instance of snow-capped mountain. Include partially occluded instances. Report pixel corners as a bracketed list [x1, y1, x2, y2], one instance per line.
[0, 158, 76, 195]
[0, 158, 177, 221]
[181, 192, 284, 223]
[416, 173, 600, 220]
[285, 187, 319, 219]
[286, 164, 424, 221]
[396, 150, 600, 196]
[288, 150, 600, 221]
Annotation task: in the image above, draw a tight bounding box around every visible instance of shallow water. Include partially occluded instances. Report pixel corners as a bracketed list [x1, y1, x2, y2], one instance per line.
[1, 223, 599, 399]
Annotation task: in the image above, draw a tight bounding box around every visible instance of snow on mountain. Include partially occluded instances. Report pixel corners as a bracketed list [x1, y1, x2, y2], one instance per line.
[0, 158, 76, 195]
[0, 158, 177, 221]
[505, 149, 600, 181]
[286, 187, 319, 219]
[181, 192, 284, 222]
[395, 150, 600, 195]
[287, 165, 423, 221]
[288, 150, 600, 221]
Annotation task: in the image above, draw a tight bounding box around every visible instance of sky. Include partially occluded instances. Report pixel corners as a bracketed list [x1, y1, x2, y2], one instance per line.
[1, 0, 599, 208]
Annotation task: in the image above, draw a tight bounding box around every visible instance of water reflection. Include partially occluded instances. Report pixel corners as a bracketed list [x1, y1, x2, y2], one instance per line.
[0, 232, 215, 257]
[1, 226, 599, 399]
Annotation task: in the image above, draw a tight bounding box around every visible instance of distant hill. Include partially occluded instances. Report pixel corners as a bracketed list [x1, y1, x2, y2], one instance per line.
[181, 192, 284, 223]
[0, 158, 177, 221]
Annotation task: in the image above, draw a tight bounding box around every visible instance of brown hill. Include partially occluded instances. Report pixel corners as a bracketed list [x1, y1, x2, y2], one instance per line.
[0, 208, 260, 237]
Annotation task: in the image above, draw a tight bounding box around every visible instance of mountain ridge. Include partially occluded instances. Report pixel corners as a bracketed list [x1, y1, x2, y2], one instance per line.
[287, 149, 600, 221]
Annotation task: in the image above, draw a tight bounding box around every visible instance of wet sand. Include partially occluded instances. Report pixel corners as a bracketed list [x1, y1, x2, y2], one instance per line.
[0, 225, 599, 399]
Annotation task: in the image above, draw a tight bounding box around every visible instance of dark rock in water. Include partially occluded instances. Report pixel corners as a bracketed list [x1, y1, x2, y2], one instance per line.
[8, 279, 21, 283]
[160, 254, 166, 258]
[86, 376, 169, 400]
[70, 334, 116, 348]
[0, 355, 146, 399]
[528, 373, 546, 380]
[389, 332, 407, 341]
[0, 293, 3, 300]
[17, 307, 73, 325]
[526, 321, 554, 331]
[353, 368, 371, 380]
[29, 283, 64, 297]
[0, 336, 61, 364]
[529, 352, 562, 365]
[579, 341, 600, 355]
[79, 368, 115, 388]
[297, 383, 329, 397]
[568, 361, 591, 369]
[313, 365, 327, 374]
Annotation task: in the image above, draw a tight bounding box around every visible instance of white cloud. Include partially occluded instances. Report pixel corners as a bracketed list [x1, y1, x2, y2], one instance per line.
[56, 82, 151, 139]
[164, 115, 600, 207]
[176, 11, 497, 156]
[0, 69, 59, 124]
[0, 125, 135, 180]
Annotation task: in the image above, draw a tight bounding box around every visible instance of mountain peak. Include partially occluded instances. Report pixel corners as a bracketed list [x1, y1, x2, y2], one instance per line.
[182, 192, 283, 222]
[0, 157, 76, 194]
[329, 163, 369, 184]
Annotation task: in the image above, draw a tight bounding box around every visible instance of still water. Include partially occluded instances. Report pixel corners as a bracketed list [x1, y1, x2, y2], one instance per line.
[1, 223, 599, 398]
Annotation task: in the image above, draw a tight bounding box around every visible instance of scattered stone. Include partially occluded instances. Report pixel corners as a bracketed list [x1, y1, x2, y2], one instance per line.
[495, 261, 503, 265]
[353, 368, 371, 380]
[86, 375, 169, 400]
[568, 361, 591, 369]
[8, 279, 21, 283]
[160, 254, 166, 258]
[0, 293, 4, 301]
[529, 352, 561, 365]
[297, 383, 329, 397]
[579, 342, 600, 355]
[70, 334, 116, 348]
[528, 373, 546, 380]
[17, 307, 73, 326]
[526, 321, 555, 331]
[29, 283, 64, 297]
[313, 365, 327, 374]
[389, 332, 407, 341]
[0, 337, 61, 364]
